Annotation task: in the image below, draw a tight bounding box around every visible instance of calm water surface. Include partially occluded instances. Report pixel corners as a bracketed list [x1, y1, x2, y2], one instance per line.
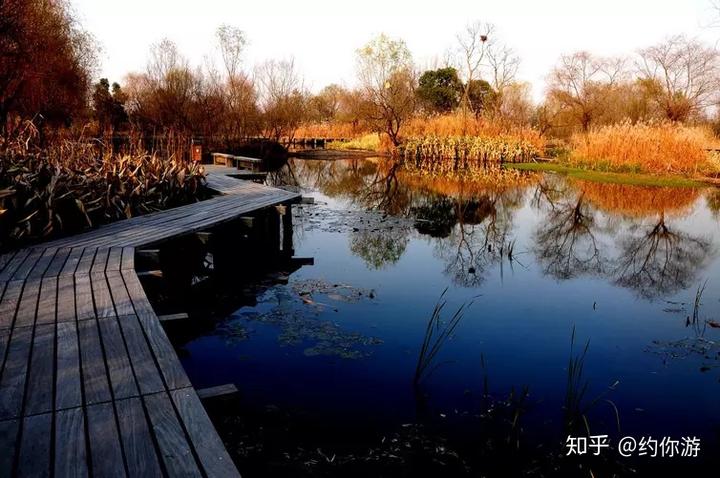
[178, 158, 720, 473]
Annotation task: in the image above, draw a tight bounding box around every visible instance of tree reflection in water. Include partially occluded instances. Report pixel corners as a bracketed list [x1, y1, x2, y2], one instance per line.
[432, 190, 524, 287]
[613, 213, 711, 299]
[533, 181, 605, 280]
[349, 227, 411, 269]
[533, 178, 712, 299]
[280, 157, 715, 298]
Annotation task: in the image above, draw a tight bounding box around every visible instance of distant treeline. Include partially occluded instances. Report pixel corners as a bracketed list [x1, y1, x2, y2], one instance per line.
[2, 1, 720, 154]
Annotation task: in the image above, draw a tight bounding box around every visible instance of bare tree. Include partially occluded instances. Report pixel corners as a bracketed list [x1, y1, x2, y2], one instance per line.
[486, 43, 520, 92]
[546, 51, 627, 132]
[456, 21, 493, 111]
[147, 38, 184, 83]
[256, 58, 306, 141]
[637, 35, 720, 122]
[215, 25, 257, 138]
[356, 34, 416, 146]
[216, 24, 247, 80]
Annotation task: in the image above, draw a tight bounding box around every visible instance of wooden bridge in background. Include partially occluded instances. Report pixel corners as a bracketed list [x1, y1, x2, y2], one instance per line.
[0, 165, 301, 476]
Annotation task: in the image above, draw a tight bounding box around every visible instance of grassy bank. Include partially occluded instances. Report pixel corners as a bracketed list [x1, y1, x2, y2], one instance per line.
[326, 133, 382, 152]
[506, 162, 706, 188]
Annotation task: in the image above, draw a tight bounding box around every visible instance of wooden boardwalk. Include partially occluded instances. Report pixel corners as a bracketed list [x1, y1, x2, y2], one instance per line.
[0, 166, 300, 477]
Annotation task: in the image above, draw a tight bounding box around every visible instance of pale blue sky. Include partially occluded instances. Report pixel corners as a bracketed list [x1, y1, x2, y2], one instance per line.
[72, 0, 719, 99]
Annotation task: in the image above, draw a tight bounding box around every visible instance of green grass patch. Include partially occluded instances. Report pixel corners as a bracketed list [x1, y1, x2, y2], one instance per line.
[505, 162, 706, 188]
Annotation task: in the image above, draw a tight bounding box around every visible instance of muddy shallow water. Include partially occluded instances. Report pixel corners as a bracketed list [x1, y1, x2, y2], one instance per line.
[175, 158, 720, 476]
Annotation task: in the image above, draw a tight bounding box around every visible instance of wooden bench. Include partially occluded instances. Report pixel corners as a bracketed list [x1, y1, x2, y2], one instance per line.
[211, 152, 263, 170]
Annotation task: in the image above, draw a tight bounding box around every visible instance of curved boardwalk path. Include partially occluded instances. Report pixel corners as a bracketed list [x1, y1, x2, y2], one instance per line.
[0, 166, 300, 477]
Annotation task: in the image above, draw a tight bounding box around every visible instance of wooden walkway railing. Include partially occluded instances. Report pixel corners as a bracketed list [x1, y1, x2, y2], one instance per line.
[0, 165, 300, 476]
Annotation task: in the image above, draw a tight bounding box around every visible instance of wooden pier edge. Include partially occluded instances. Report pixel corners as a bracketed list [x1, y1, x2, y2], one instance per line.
[0, 164, 301, 477]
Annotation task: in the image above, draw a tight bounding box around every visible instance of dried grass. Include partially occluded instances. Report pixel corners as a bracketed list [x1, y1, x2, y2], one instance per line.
[569, 122, 719, 175]
[0, 125, 207, 250]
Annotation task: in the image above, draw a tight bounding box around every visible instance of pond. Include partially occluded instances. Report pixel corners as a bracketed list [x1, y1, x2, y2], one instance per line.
[175, 158, 720, 476]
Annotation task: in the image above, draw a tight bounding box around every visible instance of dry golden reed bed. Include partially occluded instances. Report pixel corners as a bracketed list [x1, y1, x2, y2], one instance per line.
[570, 123, 720, 176]
[403, 115, 546, 152]
[0, 139, 206, 250]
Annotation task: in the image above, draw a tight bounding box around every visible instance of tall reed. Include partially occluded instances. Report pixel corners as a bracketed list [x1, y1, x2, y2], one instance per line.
[570, 122, 719, 175]
[414, 288, 472, 385]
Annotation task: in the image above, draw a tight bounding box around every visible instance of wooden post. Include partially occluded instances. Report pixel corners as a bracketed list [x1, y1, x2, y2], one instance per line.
[281, 203, 294, 256]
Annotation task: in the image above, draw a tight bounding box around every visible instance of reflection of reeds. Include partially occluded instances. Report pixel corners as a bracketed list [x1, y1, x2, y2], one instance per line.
[572, 180, 701, 219]
[399, 168, 537, 196]
[690, 280, 708, 337]
[563, 326, 621, 435]
[414, 288, 471, 385]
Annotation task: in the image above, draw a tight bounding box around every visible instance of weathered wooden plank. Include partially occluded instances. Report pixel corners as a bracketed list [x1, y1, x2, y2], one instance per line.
[0, 418, 20, 475]
[36, 276, 57, 325]
[134, 311, 190, 390]
[28, 248, 57, 280]
[0, 251, 17, 275]
[87, 402, 128, 478]
[76, 248, 96, 275]
[78, 319, 112, 405]
[107, 271, 134, 317]
[14, 279, 41, 328]
[60, 247, 84, 276]
[75, 273, 95, 321]
[121, 247, 135, 271]
[0, 250, 30, 281]
[9, 248, 43, 281]
[79, 190, 299, 249]
[44, 246, 71, 277]
[116, 397, 164, 477]
[144, 392, 202, 477]
[107, 247, 124, 272]
[91, 248, 110, 274]
[56, 321, 82, 410]
[92, 272, 115, 319]
[0, 249, 31, 281]
[17, 412, 53, 477]
[171, 388, 240, 477]
[55, 407, 88, 477]
[0, 280, 23, 329]
[56, 274, 75, 323]
[0, 326, 32, 419]
[24, 323, 55, 415]
[121, 270, 155, 317]
[158, 313, 189, 322]
[196, 383, 238, 400]
[40, 177, 299, 250]
[116, 315, 164, 395]
[136, 270, 163, 279]
[98, 317, 138, 399]
[0, 329, 8, 372]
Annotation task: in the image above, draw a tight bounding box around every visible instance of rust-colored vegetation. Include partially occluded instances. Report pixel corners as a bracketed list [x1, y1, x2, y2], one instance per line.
[572, 180, 702, 218]
[0, 127, 207, 251]
[569, 123, 719, 175]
